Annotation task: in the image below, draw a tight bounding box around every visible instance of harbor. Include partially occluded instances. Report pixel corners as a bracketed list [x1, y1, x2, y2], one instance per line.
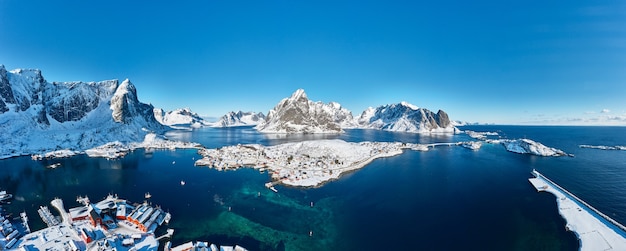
[0, 191, 248, 251]
[529, 170, 626, 250]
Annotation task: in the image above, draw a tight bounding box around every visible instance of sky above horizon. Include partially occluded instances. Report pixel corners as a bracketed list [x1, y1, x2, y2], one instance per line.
[1, 0, 625, 125]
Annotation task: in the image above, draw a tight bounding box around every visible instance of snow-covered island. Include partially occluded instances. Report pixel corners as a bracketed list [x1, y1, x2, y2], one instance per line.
[195, 139, 432, 187]
[495, 139, 569, 157]
[194, 134, 571, 188]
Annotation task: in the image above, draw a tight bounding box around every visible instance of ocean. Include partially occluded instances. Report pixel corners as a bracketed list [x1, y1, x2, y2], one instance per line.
[1, 125, 625, 250]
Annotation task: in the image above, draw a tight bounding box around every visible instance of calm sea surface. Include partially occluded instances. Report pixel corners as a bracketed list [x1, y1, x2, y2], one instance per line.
[1, 125, 625, 250]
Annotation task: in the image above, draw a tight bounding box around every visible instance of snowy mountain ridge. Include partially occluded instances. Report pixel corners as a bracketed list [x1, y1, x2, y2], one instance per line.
[257, 89, 455, 134]
[355, 102, 455, 133]
[211, 111, 266, 127]
[0, 65, 165, 159]
[153, 107, 209, 128]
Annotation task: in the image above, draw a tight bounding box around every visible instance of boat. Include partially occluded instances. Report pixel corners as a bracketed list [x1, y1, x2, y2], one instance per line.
[145, 192, 152, 199]
[180, 180, 185, 186]
[0, 190, 12, 202]
[46, 163, 61, 169]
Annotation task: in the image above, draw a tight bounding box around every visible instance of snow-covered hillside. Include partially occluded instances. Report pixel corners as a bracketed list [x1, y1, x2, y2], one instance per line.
[0, 65, 165, 159]
[355, 102, 455, 133]
[154, 107, 208, 128]
[255, 89, 349, 133]
[210, 111, 265, 127]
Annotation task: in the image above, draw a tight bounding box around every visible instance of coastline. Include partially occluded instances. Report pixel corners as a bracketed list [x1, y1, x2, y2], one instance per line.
[529, 170, 626, 250]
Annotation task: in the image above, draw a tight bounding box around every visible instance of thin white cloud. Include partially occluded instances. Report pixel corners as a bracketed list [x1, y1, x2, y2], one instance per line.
[522, 112, 626, 125]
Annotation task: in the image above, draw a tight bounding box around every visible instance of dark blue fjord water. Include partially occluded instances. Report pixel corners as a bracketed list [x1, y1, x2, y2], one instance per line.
[1, 126, 625, 250]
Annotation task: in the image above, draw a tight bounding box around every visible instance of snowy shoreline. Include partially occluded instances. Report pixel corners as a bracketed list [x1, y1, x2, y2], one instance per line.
[193, 137, 567, 188]
[31, 133, 201, 160]
[579, 145, 626, 151]
[529, 170, 626, 250]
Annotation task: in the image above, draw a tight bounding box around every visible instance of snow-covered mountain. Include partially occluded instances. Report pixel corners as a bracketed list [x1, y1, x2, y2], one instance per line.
[255, 89, 349, 133]
[355, 101, 455, 133]
[211, 111, 265, 127]
[0, 65, 165, 159]
[154, 107, 208, 128]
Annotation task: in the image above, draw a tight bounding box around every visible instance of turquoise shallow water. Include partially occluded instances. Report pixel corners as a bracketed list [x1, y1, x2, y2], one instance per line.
[2, 126, 625, 250]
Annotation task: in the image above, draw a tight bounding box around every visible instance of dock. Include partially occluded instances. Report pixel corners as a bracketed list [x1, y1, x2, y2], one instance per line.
[529, 170, 626, 250]
[37, 206, 60, 227]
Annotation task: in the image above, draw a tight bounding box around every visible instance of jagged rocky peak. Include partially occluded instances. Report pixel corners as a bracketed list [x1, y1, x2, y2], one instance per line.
[110, 79, 156, 123]
[290, 88, 307, 102]
[357, 101, 455, 133]
[436, 109, 451, 128]
[256, 89, 349, 134]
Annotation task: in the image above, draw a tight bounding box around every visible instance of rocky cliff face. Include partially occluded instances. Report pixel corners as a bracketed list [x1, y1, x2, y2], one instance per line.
[212, 111, 265, 127]
[356, 102, 454, 133]
[255, 89, 346, 133]
[0, 65, 165, 158]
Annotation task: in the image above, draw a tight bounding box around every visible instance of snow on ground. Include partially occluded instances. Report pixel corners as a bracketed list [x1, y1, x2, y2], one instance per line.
[195, 136, 567, 188]
[34, 133, 201, 160]
[196, 140, 409, 187]
[579, 145, 626, 151]
[461, 141, 483, 150]
[529, 171, 626, 251]
[196, 140, 487, 187]
[32, 149, 82, 160]
[490, 139, 569, 157]
[85, 133, 201, 159]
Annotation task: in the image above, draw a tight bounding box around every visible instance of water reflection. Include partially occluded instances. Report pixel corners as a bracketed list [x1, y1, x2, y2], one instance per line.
[164, 126, 459, 149]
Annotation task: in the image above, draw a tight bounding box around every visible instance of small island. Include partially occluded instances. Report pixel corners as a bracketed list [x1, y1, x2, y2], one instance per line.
[195, 139, 432, 187]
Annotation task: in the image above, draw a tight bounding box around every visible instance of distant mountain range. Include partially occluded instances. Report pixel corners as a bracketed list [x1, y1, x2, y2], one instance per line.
[0, 65, 457, 157]
[211, 111, 266, 127]
[153, 108, 265, 128]
[355, 101, 453, 133]
[256, 89, 456, 134]
[153, 108, 209, 128]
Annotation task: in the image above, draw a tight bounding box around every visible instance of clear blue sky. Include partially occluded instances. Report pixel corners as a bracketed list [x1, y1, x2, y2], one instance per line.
[1, 0, 625, 125]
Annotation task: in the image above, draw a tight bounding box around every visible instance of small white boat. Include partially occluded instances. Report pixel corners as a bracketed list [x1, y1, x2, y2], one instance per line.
[145, 192, 152, 199]
[0, 191, 12, 202]
[46, 163, 61, 169]
[269, 186, 278, 193]
[180, 180, 186, 186]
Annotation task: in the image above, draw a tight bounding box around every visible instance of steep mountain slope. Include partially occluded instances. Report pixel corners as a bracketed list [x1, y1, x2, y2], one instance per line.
[211, 111, 265, 127]
[255, 89, 349, 133]
[0, 65, 165, 159]
[355, 101, 455, 133]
